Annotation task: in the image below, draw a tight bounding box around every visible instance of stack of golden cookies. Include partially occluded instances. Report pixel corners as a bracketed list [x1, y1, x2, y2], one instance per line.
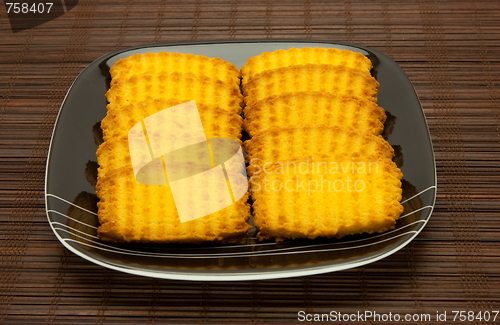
[242, 47, 404, 241]
[96, 52, 251, 244]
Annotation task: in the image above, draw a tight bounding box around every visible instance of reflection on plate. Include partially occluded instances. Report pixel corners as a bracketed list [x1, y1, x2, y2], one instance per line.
[45, 40, 436, 281]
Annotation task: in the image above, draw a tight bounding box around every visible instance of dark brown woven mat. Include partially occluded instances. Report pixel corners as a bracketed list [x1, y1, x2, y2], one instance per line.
[1, 0, 499, 324]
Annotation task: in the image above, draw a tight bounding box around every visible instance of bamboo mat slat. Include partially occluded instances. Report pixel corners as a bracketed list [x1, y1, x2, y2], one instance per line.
[1, 0, 500, 323]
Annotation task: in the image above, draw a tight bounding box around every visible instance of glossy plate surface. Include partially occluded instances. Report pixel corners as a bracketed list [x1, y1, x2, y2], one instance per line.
[45, 40, 436, 281]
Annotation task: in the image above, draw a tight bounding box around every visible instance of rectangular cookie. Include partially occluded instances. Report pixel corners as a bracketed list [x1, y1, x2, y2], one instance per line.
[97, 166, 251, 244]
[105, 71, 243, 113]
[101, 99, 243, 142]
[243, 92, 386, 137]
[244, 126, 395, 175]
[241, 47, 373, 85]
[110, 52, 241, 87]
[250, 155, 403, 241]
[242, 64, 379, 106]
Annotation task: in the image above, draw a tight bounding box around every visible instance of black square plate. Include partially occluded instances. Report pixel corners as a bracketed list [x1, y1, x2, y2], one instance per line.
[45, 40, 436, 281]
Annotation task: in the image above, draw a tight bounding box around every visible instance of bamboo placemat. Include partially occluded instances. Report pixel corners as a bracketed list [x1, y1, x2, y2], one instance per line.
[0, 0, 499, 324]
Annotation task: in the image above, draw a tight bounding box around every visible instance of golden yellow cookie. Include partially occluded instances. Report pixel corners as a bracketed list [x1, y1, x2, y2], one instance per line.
[96, 137, 132, 179]
[96, 166, 251, 244]
[249, 155, 403, 241]
[97, 136, 243, 180]
[101, 99, 243, 142]
[244, 126, 394, 175]
[243, 92, 386, 137]
[243, 64, 379, 107]
[110, 52, 241, 87]
[241, 47, 373, 85]
[106, 72, 243, 113]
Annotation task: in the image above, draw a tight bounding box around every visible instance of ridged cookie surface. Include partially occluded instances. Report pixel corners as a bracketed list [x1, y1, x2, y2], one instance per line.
[243, 64, 379, 106]
[250, 155, 403, 241]
[244, 126, 394, 174]
[96, 166, 251, 244]
[106, 72, 243, 113]
[241, 47, 373, 85]
[97, 53, 250, 244]
[110, 52, 241, 87]
[243, 92, 386, 137]
[97, 136, 243, 180]
[101, 99, 243, 142]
